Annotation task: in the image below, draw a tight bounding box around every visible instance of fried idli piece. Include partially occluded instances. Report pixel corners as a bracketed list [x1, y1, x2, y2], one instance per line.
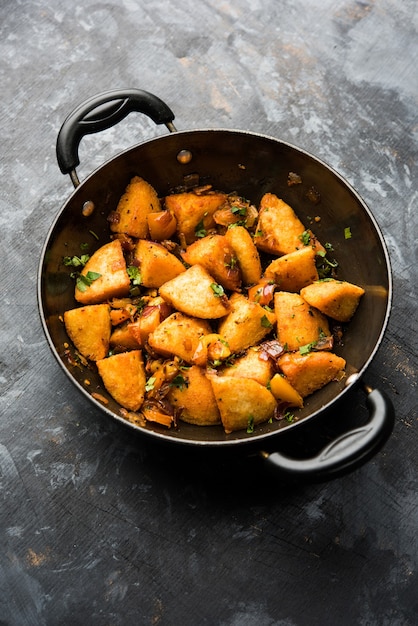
[133, 239, 186, 289]
[218, 346, 274, 386]
[218, 293, 276, 354]
[300, 279, 365, 322]
[224, 225, 262, 286]
[75, 239, 130, 305]
[167, 365, 221, 426]
[164, 191, 227, 244]
[274, 291, 330, 352]
[64, 303, 111, 361]
[182, 234, 241, 291]
[110, 176, 161, 239]
[159, 264, 231, 319]
[264, 246, 319, 292]
[209, 375, 277, 434]
[255, 193, 324, 256]
[96, 350, 146, 411]
[148, 312, 211, 364]
[277, 351, 346, 398]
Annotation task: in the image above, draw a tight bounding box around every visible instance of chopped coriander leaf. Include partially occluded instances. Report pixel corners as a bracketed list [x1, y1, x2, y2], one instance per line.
[316, 251, 339, 279]
[299, 230, 311, 246]
[63, 254, 90, 268]
[231, 205, 247, 216]
[80, 242, 89, 251]
[195, 217, 207, 238]
[211, 283, 225, 297]
[86, 271, 101, 281]
[170, 374, 188, 390]
[261, 315, 273, 328]
[344, 226, 352, 239]
[299, 341, 317, 355]
[284, 411, 295, 423]
[127, 265, 142, 285]
[247, 415, 255, 434]
[75, 271, 101, 292]
[135, 298, 147, 314]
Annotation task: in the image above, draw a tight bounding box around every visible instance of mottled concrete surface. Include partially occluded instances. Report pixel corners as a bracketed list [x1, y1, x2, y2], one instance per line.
[1, 0, 417, 624]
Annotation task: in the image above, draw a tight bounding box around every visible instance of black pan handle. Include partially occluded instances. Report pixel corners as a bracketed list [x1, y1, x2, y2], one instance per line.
[261, 385, 394, 482]
[56, 88, 176, 186]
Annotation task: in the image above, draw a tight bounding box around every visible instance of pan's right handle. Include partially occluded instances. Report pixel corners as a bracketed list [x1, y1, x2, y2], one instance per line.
[56, 88, 176, 187]
[261, 385, 395, 482]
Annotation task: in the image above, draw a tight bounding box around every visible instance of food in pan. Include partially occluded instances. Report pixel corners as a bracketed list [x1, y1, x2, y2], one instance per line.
[62, 177, 365, 434]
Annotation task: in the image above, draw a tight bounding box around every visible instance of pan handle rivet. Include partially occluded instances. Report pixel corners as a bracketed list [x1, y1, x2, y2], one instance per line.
[177, 149, 192, 164]
[82, 200, 95, 217]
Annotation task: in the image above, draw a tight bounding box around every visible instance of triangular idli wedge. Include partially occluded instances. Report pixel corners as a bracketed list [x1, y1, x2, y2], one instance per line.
[96, 350, 146, 412]
[64, 303, 111, 361]
[74, 239, 130, 305]
[209, 375, 276, 434]
[159, 264, 230, 319]
[277, 351, 346, 398]
[300, 279, 365, 322]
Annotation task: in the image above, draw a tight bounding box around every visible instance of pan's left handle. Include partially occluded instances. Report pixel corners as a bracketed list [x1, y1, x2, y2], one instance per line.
[56, 88, 176, 187]
[261, 384, 395, 482]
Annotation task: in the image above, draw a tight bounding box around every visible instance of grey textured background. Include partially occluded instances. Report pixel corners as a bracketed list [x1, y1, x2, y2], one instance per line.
[1, 1, 417, 624]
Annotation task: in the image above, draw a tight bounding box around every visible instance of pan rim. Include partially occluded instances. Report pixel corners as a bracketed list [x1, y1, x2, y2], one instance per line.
[37, 127, 393, 448]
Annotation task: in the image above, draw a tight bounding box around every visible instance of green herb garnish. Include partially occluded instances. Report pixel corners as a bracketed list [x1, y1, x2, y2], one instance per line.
[170, 374, 188, 390]
[63, 254, 90, 268]
[299, 230, 311, 246]
[299, 341, 317, 355]
[344, 226, 352, 239]
[231, 205, 247, 217]
[127, 265, 142, 286]
[75, 271, 101, 292]
[316, 250, 339, 279]
[211, 283, 225, 297]
[247, 415, 255, 434]
[261, 315, 273, 328]
[195, 216, 207, 238]
[284, 411, 295, 423]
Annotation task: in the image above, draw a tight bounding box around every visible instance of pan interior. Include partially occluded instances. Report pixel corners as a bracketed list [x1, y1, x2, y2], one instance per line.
[39, 129, 391, 446]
